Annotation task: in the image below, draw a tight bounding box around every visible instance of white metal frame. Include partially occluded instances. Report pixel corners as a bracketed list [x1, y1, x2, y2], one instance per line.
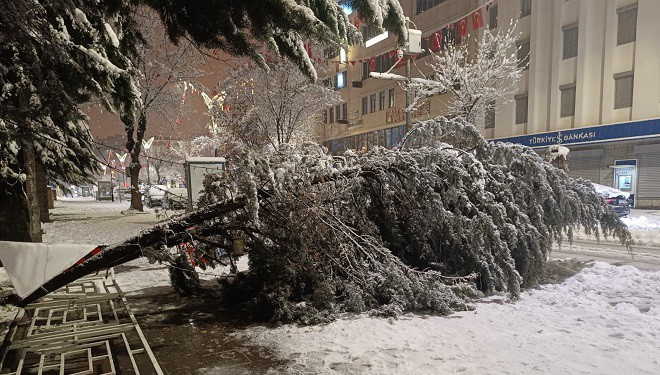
[0, 270, 164, 374]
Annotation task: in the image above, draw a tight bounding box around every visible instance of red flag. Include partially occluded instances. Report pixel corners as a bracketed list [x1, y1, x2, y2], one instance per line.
[369, 57, 376, 72]
[457, 17, 469, 37]
[390, 50, 396, 59]
[472, 8, 484, 29]
[431, 30, 442, 52]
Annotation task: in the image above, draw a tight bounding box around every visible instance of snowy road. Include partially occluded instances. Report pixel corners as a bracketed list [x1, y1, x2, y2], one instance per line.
[552, 239, 660, 271]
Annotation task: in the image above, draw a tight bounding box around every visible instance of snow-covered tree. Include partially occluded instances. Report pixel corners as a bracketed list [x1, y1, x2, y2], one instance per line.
[141, 0, 406, 81]
[72, 118, 629, 324]
[209, 60, 341, 149]
[407, 23, 524, 126]
[0, 0, 141, 240]
[123, 8, 207, 211]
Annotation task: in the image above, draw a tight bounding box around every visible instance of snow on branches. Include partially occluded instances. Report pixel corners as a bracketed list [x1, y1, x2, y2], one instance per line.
[407, 22, 524, 126]
[0, 0, 141, 185]
[139, 0, 406, 81]
[151, 117, 632, 324]
[208, 60, 341, 150]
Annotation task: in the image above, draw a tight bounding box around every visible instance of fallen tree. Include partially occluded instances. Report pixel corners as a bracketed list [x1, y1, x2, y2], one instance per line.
[22, 119, 632, 324]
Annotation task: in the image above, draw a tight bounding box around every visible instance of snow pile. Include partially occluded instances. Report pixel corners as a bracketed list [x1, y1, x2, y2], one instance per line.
[546, 144, 570, 162]
[592, 182, 630, 199]
[232, 262, 660, 375]
[622, 215, 660, 231]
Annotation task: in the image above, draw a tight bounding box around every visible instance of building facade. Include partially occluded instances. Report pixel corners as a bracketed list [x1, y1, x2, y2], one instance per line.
[318, 0, 660, 207]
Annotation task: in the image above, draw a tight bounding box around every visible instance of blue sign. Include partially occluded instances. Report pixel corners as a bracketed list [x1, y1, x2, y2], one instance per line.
[490, 118, 660, 149]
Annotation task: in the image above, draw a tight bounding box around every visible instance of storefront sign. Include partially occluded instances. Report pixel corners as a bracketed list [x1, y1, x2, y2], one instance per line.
[348, 119, 363, 129]
[386, 102, 431, 124]
[491, 119, 660, 149]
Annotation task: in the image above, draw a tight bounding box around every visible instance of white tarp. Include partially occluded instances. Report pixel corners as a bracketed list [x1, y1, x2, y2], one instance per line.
[0, 241, 96, 298]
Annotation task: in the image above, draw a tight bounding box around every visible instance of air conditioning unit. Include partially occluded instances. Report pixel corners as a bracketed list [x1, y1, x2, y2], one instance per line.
[352, 81, 363, 88]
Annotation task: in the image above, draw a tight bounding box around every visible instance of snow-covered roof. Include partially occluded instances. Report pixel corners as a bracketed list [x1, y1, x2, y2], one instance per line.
[592, 183, 630, 199]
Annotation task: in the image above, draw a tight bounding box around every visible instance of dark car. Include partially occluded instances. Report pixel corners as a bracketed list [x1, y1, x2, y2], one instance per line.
[592, 183, 631, 217]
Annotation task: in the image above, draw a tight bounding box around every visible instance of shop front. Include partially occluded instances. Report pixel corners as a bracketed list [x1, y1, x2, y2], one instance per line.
[491, 118, 660, 208]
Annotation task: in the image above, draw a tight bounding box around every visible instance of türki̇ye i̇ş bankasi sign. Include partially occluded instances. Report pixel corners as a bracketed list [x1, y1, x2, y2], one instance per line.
[490, 118, 660, 148]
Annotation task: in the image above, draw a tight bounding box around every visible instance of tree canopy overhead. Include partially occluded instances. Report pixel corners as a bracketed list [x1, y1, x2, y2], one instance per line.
[141, 0, 407, 80]
[1, 0, 407, 187]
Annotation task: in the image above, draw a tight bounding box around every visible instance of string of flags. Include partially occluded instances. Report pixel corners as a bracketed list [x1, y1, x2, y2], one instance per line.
[323, 0, 494, 72]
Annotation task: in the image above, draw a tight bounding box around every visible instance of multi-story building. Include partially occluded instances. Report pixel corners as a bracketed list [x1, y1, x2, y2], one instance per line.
[318, 0, 660, 207]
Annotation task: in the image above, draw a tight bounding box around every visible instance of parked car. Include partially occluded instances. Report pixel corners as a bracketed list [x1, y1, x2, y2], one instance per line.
[144, 185, 167, 207]
[112, 186, 132, 201]
[592, 183, 631, 217]
[162, 188, 188, 210]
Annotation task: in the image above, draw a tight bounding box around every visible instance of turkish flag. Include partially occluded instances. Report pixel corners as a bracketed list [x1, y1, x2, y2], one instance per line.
[472, 8, 484, 30]
[431, 30, 442, 52]
[370, 57, 376, 71]
[457, 17, 469, 37]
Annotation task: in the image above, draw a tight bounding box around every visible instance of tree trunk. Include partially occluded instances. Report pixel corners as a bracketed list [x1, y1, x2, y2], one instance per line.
[125, 111, 147, 211]
[0, 144, 43, 242]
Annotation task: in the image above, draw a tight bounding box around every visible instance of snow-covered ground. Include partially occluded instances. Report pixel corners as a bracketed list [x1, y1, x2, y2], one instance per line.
[225, 262, 660, 375]
[43, 197, 161, 245]
[11, 199, 660, 374]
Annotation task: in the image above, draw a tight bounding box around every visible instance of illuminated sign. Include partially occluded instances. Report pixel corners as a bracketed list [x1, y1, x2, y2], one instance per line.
[491, 119, 660, 148]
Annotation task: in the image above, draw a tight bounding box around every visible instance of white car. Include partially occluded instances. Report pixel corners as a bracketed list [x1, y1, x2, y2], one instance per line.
[144, 185, 167, 207]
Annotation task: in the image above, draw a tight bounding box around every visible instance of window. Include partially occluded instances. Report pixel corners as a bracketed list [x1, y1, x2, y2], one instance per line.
[617, 5, 637, 45]
[416, 0, 448, 15]
[362, 61, 370, 80]
[342, 103, 348, 120]
[520, 0, 532, 18]
[336, 71, 347, 89]
[485, 101, 496, 129]
[370, 94, 377, 113]
[335, 105, 341, 122]
[363, 25, 388, 47]
[362, 97, 368, 115]
[515, 94, 528, 124]
[329, 106, 335, 123]
[562, 25, 578, 60]
[517, 40, 530, 70]
[560, 84, 576, 117]
[367, 132, 376, 150]
[614, 71, 634, 109]
[362, 25, 381, 42]
[379, 91, 386, 110]
[489, 4, 498, 29]
[388, 88, 395, 108]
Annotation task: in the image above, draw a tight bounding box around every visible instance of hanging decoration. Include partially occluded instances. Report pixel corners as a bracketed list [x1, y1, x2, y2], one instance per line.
[320, 1, 495, 73]
[117, 152, 128, 170]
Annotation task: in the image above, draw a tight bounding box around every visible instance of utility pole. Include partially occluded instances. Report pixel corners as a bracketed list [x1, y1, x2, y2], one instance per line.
[405, 50, 412, 130]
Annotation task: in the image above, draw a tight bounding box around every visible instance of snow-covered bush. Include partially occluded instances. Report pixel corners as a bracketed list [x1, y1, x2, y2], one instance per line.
[171, 118, 632, 324]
